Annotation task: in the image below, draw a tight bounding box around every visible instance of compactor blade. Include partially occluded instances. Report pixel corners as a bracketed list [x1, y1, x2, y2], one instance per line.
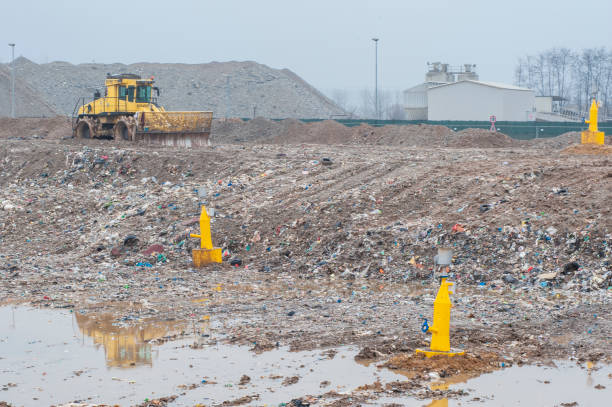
[134, 111, 213, 147]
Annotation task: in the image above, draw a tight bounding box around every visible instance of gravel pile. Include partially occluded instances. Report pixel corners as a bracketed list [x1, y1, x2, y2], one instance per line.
[2, 57, 345, 119]
[0, 65, 59, 117]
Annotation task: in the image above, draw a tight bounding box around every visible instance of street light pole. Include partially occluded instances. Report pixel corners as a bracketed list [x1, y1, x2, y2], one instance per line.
[8, 43, 15, 118]
[372, 38, 379, 120]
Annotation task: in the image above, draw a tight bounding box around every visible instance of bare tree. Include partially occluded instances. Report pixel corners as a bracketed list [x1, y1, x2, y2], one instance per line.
[385, 90, 406, 120]
[329, 89, 357, 116]
[573, 48, 602, 112]
[516, 47, 610, 116]
[356, 89, 406, 120]
[387, 103, 407, 120]
[591, 48, 611, 118]
[526, 55, 538, 91]
[534, 53, 546, 95]
[551, 48, 573, 106]
[377, 90, 392, 120]
[358, 88, 375, 119]
[515, 58, 527, 88]
[602, 49, 612, 118]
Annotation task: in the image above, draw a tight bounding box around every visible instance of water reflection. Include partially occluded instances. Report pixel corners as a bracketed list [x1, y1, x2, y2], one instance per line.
[426, 374, 470, 407]
[74, 313, 185, 368]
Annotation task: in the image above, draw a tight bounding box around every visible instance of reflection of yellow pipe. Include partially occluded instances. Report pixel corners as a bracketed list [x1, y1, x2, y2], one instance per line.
[75, 313, 184, 368]
[416, 277, 464, 357]
[426, 374, 471, 407]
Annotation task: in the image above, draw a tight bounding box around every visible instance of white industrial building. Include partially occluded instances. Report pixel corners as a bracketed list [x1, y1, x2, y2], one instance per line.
[404, 62, 479, 120]
[428, 80, 535, 121]
[403, 82, 444, 120]
[404, 63, 536, 121]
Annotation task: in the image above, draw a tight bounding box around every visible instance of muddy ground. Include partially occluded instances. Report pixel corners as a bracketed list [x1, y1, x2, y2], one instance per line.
[0, 119, 610, 406]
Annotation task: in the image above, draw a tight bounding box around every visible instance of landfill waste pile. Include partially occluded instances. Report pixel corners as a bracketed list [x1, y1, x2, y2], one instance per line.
[0, 123, 610, 405]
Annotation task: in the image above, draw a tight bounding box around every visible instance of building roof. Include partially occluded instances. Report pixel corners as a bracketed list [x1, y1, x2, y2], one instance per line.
[403, 81, 450, 93]
[429, 80, 533, 92]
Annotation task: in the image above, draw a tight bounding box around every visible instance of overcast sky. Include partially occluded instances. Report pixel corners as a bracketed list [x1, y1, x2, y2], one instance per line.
[2, 0, 611, 94]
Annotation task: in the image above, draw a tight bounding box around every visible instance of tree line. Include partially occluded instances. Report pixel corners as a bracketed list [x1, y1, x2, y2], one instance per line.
[515, 47, 612, 118]
[330, 88, 407, 120]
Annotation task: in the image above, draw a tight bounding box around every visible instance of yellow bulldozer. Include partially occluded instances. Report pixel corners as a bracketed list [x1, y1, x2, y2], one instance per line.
[72, 73, 213, 147]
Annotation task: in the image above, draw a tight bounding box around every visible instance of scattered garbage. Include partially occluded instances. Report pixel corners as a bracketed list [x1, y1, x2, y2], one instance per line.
[136, 262, 153, 267]
[123, 235, 140, 247]
[0, 133, 610, 407]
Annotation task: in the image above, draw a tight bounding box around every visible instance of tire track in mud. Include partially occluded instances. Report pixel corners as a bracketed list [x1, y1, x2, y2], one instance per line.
[269, 158, 409, 211]
[210, 152, 399, 225]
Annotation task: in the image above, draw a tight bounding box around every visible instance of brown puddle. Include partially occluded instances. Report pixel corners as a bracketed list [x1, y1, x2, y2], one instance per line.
[1, 306, 610, 406]
[377, 360, 611, 407]
[0, 306, 406, 405]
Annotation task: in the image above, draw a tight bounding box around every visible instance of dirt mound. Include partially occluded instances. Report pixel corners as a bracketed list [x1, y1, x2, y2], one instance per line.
[210, 118, 248, 142]
[528, 131, 582, 149]
[8, 117, 604, 155]
[299, 119, 355, 144]
[381, 352, 502, 376]
[211, 117, 283, 143]
[273, 122, 457, 146]
[212, 119, 524, 148]
[560, 143, 612, 155]
[448, 128, 517, 148]
[265, 120, 361, 145]
[352, 124, 454, 147]
[0, 116, 71, 139]
[242, 116, 283, 141]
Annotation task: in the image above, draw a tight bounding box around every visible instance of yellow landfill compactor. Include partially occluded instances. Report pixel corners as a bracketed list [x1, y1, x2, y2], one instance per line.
[72, 73, 212, 147]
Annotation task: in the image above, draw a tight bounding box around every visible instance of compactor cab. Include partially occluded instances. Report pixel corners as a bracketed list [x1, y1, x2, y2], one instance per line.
[95, 73, 160, 111]
[72, 73, 212, 147]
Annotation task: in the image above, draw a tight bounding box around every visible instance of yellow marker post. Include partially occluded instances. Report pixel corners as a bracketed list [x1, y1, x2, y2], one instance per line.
[581, 99, 605, 145]
[190, 205, 222, 266]
[416, 277, 465, 358]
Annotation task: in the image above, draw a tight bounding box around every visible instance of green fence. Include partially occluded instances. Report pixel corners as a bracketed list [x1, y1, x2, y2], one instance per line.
[254, 118, 612, 140]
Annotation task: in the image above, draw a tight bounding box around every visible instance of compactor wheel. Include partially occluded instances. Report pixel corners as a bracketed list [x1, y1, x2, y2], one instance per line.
[74, 118, 96, 139]
[113, 117, 136, 141]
